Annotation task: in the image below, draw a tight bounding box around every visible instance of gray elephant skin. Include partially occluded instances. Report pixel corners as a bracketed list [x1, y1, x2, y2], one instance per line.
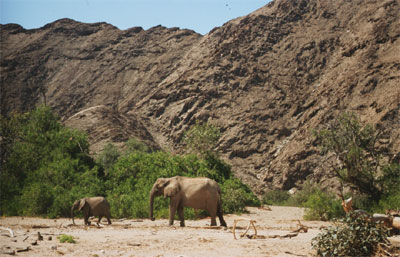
[149, 176, 227, 227]
[71, 197, 112, 226]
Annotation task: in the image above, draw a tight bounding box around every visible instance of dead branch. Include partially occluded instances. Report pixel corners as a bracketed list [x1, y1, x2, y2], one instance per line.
[31, 225, 49, 229]
[292, 220, 308, 233]
[233, 218, 257, 239]
[259, 205, 272, 211]
[0, 227, 15, 238]
[233, 218, 307, 240]
[16, 246, 31, 253]
[284, 251, 307, 257]
[203, 226, 224, 230]
[246, 232, 299, 239]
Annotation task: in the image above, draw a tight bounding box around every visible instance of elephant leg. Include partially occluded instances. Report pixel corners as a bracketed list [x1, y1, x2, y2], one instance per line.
[97, 216, 103, 226]
[177, 205, 185, 227]
[84, 209, 91, 225]
[84, 216, 90, 226]
[169, 198, 180, 226]
[210, 216, 217, 226]
[209, 209, 217, 226]
[107, 215, 112, 225]
[218, 212, 227, 227]
[217, 203, 227, 227]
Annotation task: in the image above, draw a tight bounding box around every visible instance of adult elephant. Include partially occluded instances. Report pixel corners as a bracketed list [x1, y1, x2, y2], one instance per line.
[71, 197, 112, 226]
[149, 176, 227, 227]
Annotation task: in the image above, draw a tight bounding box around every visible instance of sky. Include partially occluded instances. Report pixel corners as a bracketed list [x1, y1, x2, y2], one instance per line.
[1, 0, 270, 35]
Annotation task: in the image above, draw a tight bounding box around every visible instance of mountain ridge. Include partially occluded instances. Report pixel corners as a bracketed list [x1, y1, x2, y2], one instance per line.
[1, 0, 399, 194]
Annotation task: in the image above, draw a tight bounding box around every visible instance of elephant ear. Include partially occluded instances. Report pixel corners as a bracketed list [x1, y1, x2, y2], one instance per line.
[78, 199, 87, 211]
[163, 181, 180, 197]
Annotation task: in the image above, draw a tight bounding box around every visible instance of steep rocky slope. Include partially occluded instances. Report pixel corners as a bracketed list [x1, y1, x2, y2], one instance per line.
[1, 0, 399, 194]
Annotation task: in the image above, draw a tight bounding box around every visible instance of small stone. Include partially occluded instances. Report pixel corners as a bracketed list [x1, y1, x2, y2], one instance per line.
[50, 245, 57, 250]
[31, 240, 37, 246]
[48, 236, 52, 241]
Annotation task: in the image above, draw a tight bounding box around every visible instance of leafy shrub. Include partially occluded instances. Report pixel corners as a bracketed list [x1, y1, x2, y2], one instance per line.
[106, 150, 260, 219]
[284, 181, 322, 207]
[96, 143, 120, 175]
[312, 212, 390, 256]
[0, 106, 102, 217]
[183, 121, 221, 158]
[57, 234, 76, 243]
[221, 178, 260, 213]
[20, 183, 54, 216]
[1, 106, 260, 219]
[125, 138, 152, 154]
[303, 188, 344, 221]
[263, 190, 290, 205]
[262, 182, 344, 221]
[376, 191, 400, 214]
[313, 112, 398, 202]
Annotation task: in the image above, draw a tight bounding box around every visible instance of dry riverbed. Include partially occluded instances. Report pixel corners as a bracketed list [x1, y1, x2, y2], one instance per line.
[1, 206, 399, 257]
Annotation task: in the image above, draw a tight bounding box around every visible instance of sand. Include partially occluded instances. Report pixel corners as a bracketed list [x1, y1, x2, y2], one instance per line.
[0, 206, 348, 257]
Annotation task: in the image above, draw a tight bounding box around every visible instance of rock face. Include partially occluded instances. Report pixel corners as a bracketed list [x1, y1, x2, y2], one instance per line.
[1, 0, 400, 194]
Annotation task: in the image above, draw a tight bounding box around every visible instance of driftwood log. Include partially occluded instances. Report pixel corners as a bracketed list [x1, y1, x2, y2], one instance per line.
[233, 218, 257, 239]
[0, 227, 15, 238]
[233, 218, 308, 239]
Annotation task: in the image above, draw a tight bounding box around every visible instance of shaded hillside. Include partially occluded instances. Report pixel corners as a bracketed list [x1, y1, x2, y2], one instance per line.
[1, 0, 399, 194]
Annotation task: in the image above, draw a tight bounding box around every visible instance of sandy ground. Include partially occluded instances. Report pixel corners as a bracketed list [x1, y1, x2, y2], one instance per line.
[1, 206, 399, 257]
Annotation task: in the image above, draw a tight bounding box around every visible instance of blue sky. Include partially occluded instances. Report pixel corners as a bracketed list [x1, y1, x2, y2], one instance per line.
[1, 0, 270, 35]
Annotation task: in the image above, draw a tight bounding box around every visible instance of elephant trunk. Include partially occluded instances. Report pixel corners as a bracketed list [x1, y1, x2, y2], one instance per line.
[149, 190, 155, 221]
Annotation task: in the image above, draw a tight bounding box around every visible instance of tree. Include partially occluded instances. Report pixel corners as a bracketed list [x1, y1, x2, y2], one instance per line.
[0, 105, 100, 216]
[97, 143, 120, 175]
[314, 112, 395, 202]
[183, 121, 221, 158]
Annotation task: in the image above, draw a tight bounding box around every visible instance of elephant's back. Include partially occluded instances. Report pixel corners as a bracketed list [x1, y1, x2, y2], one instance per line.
[90, 197, 110, 213]
[182, 178, 220, 204]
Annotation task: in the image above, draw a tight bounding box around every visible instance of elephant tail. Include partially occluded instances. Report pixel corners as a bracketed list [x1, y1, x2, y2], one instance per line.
[217, 188, 223, 214]
[216, 187, 227, 227]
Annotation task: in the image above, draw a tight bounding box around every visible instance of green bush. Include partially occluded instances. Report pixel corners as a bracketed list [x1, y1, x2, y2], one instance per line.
[105, 151, 260, 219]
[263, 190, 290, 205]
[314, 112, 399, 203]
[57, 234, 76, 243]
[262, 182, 344, 221]
[312, 212, 390, 256]
[0, 106, 102, 217]
[20, 183, 54, 216]
[1, 106, 260, 219]
[96, 143, 120, 175]
[221, 178, 260, 213]
[183, 121, 221, 158]
[284, 181, 322, 207]
[125, 138, 152, 154]
[376, 191, 400, 214]
[303, 188, 344, 221]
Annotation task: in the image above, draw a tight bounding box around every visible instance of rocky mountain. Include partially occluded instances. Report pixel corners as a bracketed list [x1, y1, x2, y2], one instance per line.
[1, 0, 399, 194]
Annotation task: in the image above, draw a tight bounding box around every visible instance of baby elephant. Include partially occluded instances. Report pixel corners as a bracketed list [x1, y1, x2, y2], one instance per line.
[71, 197, 112, 226]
